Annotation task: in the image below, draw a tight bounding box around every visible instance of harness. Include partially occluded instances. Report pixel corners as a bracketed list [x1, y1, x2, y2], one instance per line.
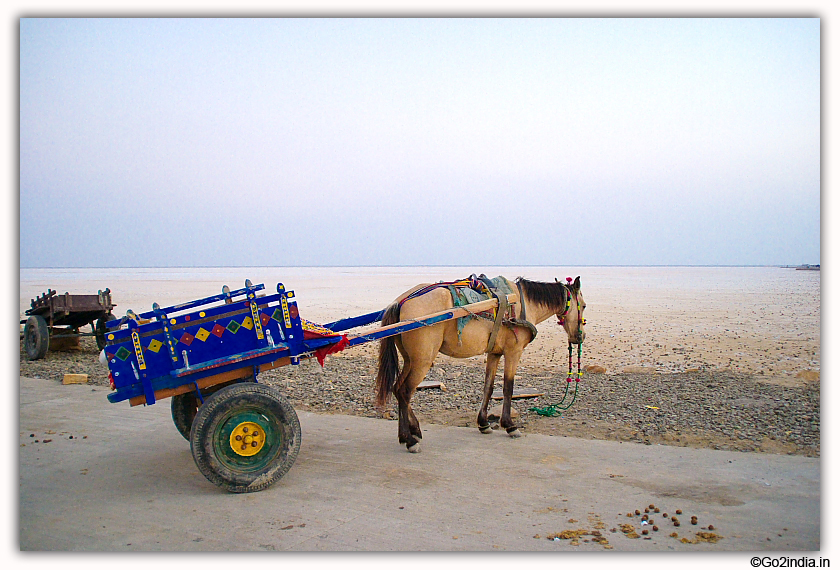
[399, 274, 538, 353]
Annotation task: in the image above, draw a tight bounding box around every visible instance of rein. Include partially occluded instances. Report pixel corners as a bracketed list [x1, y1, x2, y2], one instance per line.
[529, 342, 583, 417]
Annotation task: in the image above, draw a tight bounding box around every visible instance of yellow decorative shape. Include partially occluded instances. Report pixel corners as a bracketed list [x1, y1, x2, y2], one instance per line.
[195, 327, 211, 342]
[107, 334, 114, 340]
[199, 312, 206, 317]
[147, 339, 163, 353]
[249, 301, 264, 340]
[241, 316, 254, 330]
[281, 297, 292, 328]
[170, 318, 176, 325]
[229, 422, 265, 456]
[131, 331, 146, 370]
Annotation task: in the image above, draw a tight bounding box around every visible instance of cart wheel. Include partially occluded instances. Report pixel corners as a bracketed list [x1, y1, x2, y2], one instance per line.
[171, 392, 200, 441]
[95, 313, 116, 350]
[23, 315, 50, 360]
[190, 383, 301, 493]
[171, 380, 242, 441]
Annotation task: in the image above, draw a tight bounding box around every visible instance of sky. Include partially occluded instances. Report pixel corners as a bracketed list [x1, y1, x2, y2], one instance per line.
[18, 16, 821, 267]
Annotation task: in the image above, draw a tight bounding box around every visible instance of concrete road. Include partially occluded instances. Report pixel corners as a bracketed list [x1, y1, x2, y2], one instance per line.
[19, 376, 819, 552]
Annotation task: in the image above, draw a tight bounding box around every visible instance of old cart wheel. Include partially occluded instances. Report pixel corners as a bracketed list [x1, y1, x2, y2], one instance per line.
[171, 380, 241, 441]
[95, 313, 116, 350]
[190, 383, 301, 493]
[23, 315, 50, 360]
[172, 392, 200, 440]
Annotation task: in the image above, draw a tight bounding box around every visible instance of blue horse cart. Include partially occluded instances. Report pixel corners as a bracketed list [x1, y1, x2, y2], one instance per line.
[103, 279, 512, 493]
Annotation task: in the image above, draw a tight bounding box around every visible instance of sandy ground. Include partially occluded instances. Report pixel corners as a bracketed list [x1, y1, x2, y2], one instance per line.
[20, 265, 821, 386]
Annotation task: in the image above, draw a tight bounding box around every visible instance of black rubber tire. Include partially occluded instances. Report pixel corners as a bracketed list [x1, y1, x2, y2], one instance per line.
[171, 392, 200, 441]
[23, 315, 50, 360]
[95, 313, 115, 350]
[190, 383, 301, 493]
[171, 380, 242, 441]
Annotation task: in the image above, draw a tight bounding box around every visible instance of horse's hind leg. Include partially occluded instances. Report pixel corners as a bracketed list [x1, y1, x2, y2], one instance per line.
[393, 340, 417, 447]
[501, 350, 524, 437]
[476, 353, 501, 434]
[395, 361, 432, 453]
[394, 365, 414, 446]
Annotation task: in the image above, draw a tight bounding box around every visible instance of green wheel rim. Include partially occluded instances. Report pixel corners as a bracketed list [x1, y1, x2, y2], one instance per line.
[213, 410, 283, 472]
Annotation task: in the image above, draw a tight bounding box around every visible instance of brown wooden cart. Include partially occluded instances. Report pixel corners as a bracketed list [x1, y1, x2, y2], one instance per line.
[21, 288, 116, 359]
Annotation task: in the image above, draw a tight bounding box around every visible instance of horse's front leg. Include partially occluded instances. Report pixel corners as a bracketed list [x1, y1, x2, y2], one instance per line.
[476, 353, 501, 434]
[501, 350, 524, 437]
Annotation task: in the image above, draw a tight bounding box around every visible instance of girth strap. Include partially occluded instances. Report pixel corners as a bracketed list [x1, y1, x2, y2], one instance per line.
[485, 286, 509, 353]
[475, 274, 510, 354]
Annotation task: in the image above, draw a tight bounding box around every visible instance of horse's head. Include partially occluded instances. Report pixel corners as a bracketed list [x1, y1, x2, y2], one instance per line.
[557, 276, 586, 345]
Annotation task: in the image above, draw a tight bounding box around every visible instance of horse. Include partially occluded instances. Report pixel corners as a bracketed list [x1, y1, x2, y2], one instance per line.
[375, 275, 586, 453]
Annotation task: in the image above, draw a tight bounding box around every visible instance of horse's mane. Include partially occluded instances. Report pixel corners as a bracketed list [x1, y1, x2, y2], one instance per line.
[515, 277, 568, 312]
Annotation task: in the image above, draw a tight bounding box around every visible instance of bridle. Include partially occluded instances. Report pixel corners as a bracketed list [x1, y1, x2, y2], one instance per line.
[556, 277, 586, 331]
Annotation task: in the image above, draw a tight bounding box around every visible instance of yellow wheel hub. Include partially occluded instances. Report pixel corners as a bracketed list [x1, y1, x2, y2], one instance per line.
[229, 421, 266, 456]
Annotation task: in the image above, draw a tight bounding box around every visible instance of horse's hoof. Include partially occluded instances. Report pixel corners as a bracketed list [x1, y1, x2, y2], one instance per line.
[479, 425, 493, 434]
[507, 428, 522, 438]
[407, 443, 421, 453]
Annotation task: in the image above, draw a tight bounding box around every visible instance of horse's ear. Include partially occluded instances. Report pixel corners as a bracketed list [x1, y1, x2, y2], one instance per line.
[573, 276, 581, 292]
[555, 277, 559, 282]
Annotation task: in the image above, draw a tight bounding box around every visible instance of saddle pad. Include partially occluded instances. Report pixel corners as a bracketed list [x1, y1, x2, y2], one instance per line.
[449, 276, 514, 338]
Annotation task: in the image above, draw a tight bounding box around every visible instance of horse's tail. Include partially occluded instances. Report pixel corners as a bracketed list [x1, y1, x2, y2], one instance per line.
[375, 302, 402, 408]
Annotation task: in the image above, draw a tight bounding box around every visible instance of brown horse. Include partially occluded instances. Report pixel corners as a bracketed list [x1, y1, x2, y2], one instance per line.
[375, 275, 586, 452]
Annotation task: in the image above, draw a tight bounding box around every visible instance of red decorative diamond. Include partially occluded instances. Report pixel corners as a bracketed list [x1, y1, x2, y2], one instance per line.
[260, 313, 270, 327]
[211, 323, 225, 337]
[180, 332, 195, 346]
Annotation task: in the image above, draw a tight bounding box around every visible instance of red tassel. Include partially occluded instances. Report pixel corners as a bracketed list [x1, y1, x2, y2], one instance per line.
[314, 335, 350, 366]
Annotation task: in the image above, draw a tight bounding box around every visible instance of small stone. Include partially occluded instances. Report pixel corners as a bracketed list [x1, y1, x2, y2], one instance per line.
[675, 509, 682, 515]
